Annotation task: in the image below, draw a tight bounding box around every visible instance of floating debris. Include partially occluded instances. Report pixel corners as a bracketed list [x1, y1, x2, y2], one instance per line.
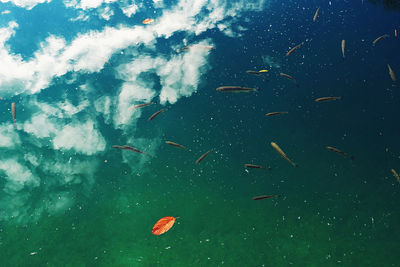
[148, 109, 166, 121]
[166, 141, 186, 149]
[271, 142, 297, 167]
[216, 86, 257, 93]
[142, 18, 154, 25]
[196, 149, 213, 164]
[152, 216, 177, 235]
[315, 96, 341, 102]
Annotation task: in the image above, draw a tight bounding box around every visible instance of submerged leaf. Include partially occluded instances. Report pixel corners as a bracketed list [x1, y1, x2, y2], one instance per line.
[152, 216, 176, 235]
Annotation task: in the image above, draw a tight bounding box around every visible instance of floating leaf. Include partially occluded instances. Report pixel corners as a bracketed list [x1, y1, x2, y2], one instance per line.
[152, 216, 176, 235]
[142, 18, 154, 25]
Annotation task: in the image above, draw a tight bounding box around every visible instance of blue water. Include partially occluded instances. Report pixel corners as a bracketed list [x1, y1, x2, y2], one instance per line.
[0, 0, 400, 266]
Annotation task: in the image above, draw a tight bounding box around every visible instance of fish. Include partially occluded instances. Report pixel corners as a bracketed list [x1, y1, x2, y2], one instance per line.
[246, 70, 263, 75]
[113, 145, 148, 155]
[313, 7, 320, 22]
[130, 102, 154, 110]
[391, 169, 400, 183]
[11, 102, 16, 123]
[258, 69, 269, 73]
[266, 111, 288, 117]
[372, 34, 389, 46]
[178, 45, 214, 52]
[326, 146, 354, 160]
[286, 42, 304, 57]
[166, 141, 186, 149]
[253, 195, 277, 200]
[148, 109, 166, 121]
[341, 39, 346, 58]
[195, 149, 213, 164]
[388, 64, 396, 82]
[244, 164, 265, 169]
[279, 73, 298, 85]
[270, 142, 297, 167]
[246, 70, 268, 81]
[142, 18, 154, 24]
[314, 96, 341, 102]
[216, 86, 257, 93]
[395, 29, 398, 37]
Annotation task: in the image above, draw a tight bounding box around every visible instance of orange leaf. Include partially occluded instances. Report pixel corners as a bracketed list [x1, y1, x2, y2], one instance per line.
[152, 216, 176, 235]
[142, 19, 154, 25]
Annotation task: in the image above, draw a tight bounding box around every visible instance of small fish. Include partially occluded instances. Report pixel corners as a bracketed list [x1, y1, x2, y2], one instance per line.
[286, 42, 304, 57]
[246, 70, 268, 81]
[113, 145, 148, 155]
[130, 102, 154, 110]
[313, 7, 320, 22]
[258, 69, 269, 73]
[266, 111, 288, 117]
[279, 73, 298, 85]
[253, 195, 277, 200]
[11, 102, 16, 123]
[166, 141, 186, 149]
[148, 109, 166, 121]
[395, 29, 398, 37]
[178, 45, 214, 52]
[372, 34, 389, 46]
[391, 169, 400, 183]
[216, 86, 257, 93]
[244, 164, 265, 169]
[246, 70, 263, 75]
[271, 142, 297, 167]
[315, 96, 341, 102]
[341, 39, 346, 58]
[195, 149, 213, 164]
[142, 18, 154, 24]
[388, 64, 396, 82]
[326, 146, 354, 160]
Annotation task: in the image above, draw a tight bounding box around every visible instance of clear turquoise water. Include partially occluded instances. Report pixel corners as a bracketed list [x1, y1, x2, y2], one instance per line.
[0, 0, 400, 266]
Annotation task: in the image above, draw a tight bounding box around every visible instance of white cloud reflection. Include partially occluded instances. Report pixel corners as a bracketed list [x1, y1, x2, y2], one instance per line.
[0, 0, 268, 222]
